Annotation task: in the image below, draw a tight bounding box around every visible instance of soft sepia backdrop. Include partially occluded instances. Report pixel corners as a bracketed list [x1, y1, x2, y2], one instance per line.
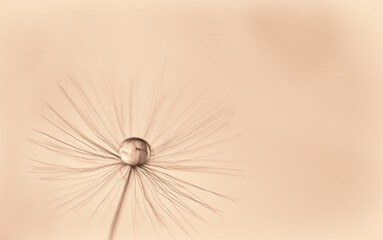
[1, 1, 383, 240]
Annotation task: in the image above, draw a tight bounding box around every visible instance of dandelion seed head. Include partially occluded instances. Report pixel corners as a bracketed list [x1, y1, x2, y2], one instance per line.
[30, 71, 239, 240]
[119, 137, 151, 166]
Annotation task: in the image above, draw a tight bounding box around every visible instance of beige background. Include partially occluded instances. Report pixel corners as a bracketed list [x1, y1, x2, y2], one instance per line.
[2, 1, 383, 239]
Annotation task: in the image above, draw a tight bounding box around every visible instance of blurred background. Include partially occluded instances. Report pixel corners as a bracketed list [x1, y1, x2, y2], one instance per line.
[1, 0, 383, 239]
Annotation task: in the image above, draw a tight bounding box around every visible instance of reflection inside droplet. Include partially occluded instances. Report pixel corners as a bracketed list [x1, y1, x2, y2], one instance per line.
[119, 137, 151, 166]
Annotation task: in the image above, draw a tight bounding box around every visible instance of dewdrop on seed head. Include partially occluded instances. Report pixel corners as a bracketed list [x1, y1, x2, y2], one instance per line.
[119, 137, 151, 166]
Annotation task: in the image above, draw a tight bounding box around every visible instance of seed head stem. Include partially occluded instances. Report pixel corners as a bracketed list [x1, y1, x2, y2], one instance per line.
[109, 167, 133, 240]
